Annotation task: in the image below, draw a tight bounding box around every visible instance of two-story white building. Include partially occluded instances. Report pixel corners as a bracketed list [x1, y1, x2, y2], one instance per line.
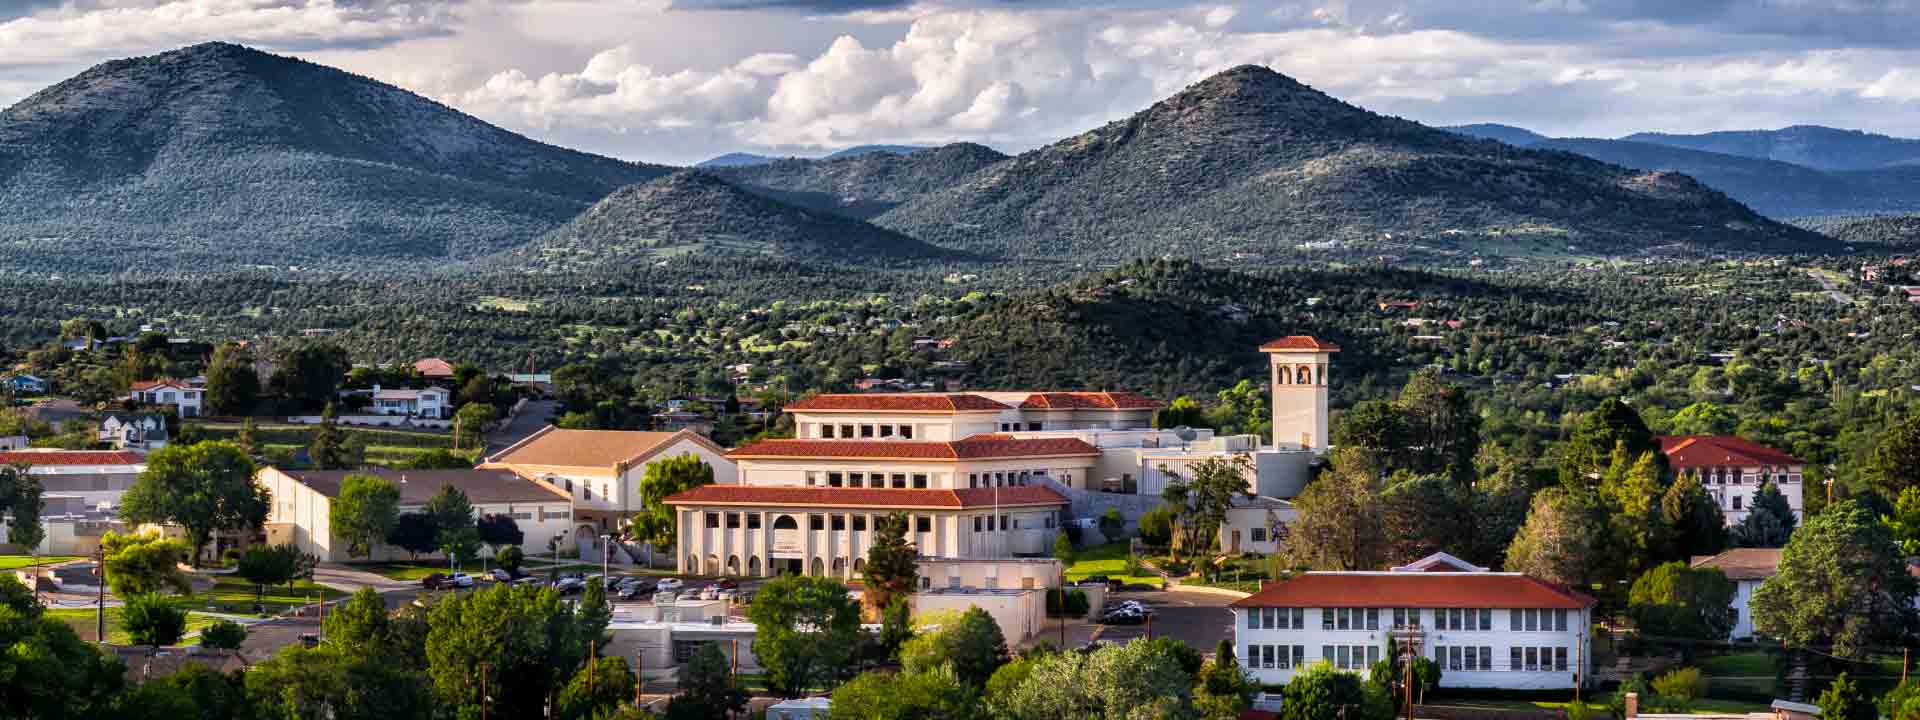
[371, 385, 451, 419]
[100, 413, 169, 451]
[258, 466, 576, 562]
[1658, 436, 1805, 524]
[1231, 553, 1597, 691]
[483, 427, 736, 558]
[0, 449, 148, 511]
[129, 378, 205, 418]
[1689, 547, 1781, 641]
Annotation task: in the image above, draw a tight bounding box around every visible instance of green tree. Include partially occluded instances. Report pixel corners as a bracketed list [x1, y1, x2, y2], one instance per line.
[1752, 500, 1918, 658]
[424, 484, 475, 534]
[746, 574, 863, 695]
[626, 454, 715, 551]
[1209, 379, 1270, 438]
[274, 342, 352, 411]
[100, 530, 193, 596]
[476, 513, 524, 551]
[457, 374, 496, 409]
[862, 511, 920, 613]
[1280, 662, 1376, 720]
[331, 473, 401, 559]
[1666, 402, 1740, 435]
[901, 606, 1008, 688]
[1604, 449, 1675, 574]
[199, 619, 248, 651]
[309, 403, 354, 470]
[144, 662, 252, 720]
[453, 402, 496, 449]
[556, 656, 636, 720]
[0, 575, 128, 718]
[495, 545, 525, 573]
[1331, 399, 1409, 466]
[1663, 471, 1729, 557]
[1194, 639, 1258, 720]
[204, 343, 261, 415]
[0, 464, 46, 552]
[995, 638, 1199, 720]
[1505, 487, 1621, 592]
[1628, 562, 1737, 653]
[1160, 454, 1254, 560]
[1053, 531, 1075, 566]
[833, 665, 980, 720]
[122, 591, 189, 648]
[236, 543, 304, 607]
[387, 512, 440, 560]
[1410, 656, 1442, 704]
[1153, 396, 1208, 429]
[425, 583, 600, 719]
[1398, 368, 1480, 481]
[437, 526, 481, 571]
[1562, 398, 1656, 486]
[1733, 482, 1798, 549]
[878, 596, 915, 661]
[1868, 414, 1920, 500]
[1287, 448, 1389, 570]
[664, 641, 747, 720]
[234, 417, 260, 458]
[119, 441, 267, 565]
[1137, 505, 1175, 547]
[1470, 457, 1537, 568]
[406, 448, 472, 469]
[1378, 473, 1471, 565]
[1818, 672, 1876, 720]
[246, 644, 431, 720]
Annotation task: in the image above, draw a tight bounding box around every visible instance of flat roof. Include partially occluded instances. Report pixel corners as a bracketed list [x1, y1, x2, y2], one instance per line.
[271, 467, 569, 505]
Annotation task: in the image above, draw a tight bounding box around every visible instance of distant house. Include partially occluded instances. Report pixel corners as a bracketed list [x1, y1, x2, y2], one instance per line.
[100, 413, 169, 451]
[1658, 435, 1805, 525]
[1377, 300, 1419, 312]
[1689, 548, 1781, 640]
[413, 357, 457, 381]
[4, 374, 47, 394]
[1905, 288, 1920, 304]
[652, 410, 713, 435]
[371, 385, 450, 419]
[129, 378, 206, 418]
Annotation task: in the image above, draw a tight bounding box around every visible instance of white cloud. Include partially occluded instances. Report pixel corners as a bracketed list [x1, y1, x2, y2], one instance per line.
[0, 0, 447, 64]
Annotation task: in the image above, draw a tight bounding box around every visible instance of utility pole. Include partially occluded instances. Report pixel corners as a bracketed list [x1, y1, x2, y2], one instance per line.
[94, 546, 106, 644]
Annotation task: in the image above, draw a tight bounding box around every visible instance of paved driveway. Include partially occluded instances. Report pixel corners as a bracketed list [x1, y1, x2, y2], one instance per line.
[488, 399, 555, 454]
[1086, 588, 1241, 657]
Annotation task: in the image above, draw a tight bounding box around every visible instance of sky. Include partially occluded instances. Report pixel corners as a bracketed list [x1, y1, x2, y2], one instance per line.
[5, 0, 1920, 165]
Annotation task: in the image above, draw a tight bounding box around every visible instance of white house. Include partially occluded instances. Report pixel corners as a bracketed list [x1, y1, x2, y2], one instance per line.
[5, 374, 48, 394]
[1659, 435, 1805, 525]
[129, 378, 206, 418]
[258, 466, 575, 563]
[1231, 553, 1597, 690]
[100, 413, 169, 451]
[1689, 547, 1781, 641]
[371, 385, 451, 419]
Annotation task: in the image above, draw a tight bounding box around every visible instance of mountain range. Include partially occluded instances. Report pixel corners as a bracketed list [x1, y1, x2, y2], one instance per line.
[694, 144, 934, 168]
[0, 43, 1852, 275]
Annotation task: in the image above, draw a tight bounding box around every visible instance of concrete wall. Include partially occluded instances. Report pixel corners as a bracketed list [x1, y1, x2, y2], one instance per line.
[913, 588, 1048, 645]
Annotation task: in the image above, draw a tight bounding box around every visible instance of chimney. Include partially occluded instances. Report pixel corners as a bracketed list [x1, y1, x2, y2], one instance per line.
[1624, 692, 1638, 719]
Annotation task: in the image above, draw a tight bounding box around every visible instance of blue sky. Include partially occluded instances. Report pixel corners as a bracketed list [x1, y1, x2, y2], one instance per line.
[4, 0, 1920, 164]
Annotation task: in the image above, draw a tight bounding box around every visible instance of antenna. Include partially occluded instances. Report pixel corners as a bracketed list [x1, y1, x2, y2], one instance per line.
[1174, 425, 1196, 450]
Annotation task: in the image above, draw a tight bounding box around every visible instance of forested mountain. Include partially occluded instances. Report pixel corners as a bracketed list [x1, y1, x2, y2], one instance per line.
[875, 65, 1831, 259]
[1533, 138, 1920, 217]
[714, 143, 1008, 219]
[696, 152, 786, 168]
[1443, 123, 1547, 146]
[824, 144, 932, 159]
[0, 42, 669, 271]
[1794, 214, 1920, 247]
[497, 170, 959, 269]
[1624, 125, 1920, 171]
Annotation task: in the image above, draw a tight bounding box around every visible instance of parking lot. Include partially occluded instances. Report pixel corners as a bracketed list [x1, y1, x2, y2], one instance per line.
[1042, 588, 1241, 658]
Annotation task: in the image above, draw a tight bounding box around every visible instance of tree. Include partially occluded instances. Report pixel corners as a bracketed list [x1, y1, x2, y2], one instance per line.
[234, 417, 260, 458]
[425, 583, 601, 719]
[453, 402, 496, 449]
[123, 592, 189, 648]
[199, 619, 248, 651]
[1666, 402, 1739, 435]
[476, 513, 524, 551]
[236, 543, 303, 607]
[1663, 471, 1729, 557]
[878, 596, 914, 661]
[1137, 505, 1175, 546]
[1818, 672, 1876, 720]
[1378, 474, 1471, 565]
[143, 662, 252, 720]
[901, 606, 1008, 689]
[863, 511, 919, 613]
[204, 343, 260, 415]
[406, 448, 472, 469]
[994, 638, 1199, 720]
[1160, 454, 1254, 560]
[627, 454, 715, 551]
[0, 576, 128, 718]
[665, 641, 747, 720]
[1604, 449, 1675, 574]
[309, 403, 355, 470]
[1628, 562, 1737, 653]
[1398, 368, 1480, 481]
[1752, 500, 1918, 658]
[1331, 400, 1409, 466]
[1869, 414, 1920, 499]
[1053, 531, 1075, 566]
[437, 526, 481, 570]
[119, 441, 267, 565]
[275, 342, 352, 410]
[1505, 488, 1621, 592]
[1469, 458, 1537, 569]
[1410, 656, 1442, 705]
[1153, 396, 1208, 430]
[1562, 398, 1656, 485]
[1287, 448, 1389, 570]
[457, 374, 495, 409]
[100, 530, 193, 596]
[0, 464, 46, 552]
[331, 473, 401, 559]
[746, 575, 863, 695]
[556, 656, 635, 720]
[495, 545, 526, 573]
[1280, 662, 1374, 720]
[1098, 507, 1125, 540]
[1732, 482, 1798, 548]
[424, 484, 475, 535]
[387, 512, 440, 560]
[246, 644, 431, 720]
[833, 665, 980, 720]
[1194, 639, 1258, 720]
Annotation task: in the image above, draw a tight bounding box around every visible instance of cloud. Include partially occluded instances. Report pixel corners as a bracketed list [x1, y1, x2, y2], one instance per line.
[0, 0, 451, 66]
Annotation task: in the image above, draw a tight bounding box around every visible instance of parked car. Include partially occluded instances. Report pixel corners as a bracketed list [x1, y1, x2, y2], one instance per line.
[421, 573, 448, 589]
[655, 578, 684, 593]
[552, 576, 585, 594]
[1100, 607, 1148, 625]
[513, 576, 544, 586]
[698, 584, 721, 600]
[489, 568, 514, 583]
[712, 578, 739, 590]
[447, 573, 476, 589]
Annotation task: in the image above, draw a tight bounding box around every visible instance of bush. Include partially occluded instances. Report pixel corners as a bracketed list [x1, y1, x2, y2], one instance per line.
[1651, 667, 1705, 711]
[122, 592, 188, 648]
[1138, 506, 1174, 546]
[496, 545, 525, 573]
[199, 619, 248, 650]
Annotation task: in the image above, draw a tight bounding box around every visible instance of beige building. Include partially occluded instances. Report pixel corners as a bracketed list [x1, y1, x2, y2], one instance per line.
[484, 427, 736, 557]
[0, 449, 148, 511]
[258, 466, 574, 562]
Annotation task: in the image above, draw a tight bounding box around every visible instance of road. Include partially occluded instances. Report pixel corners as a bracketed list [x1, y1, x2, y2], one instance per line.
[1066, 588, 1241, 657]
[488, 399, 555, 455]
[1807, 270, 1853, 304]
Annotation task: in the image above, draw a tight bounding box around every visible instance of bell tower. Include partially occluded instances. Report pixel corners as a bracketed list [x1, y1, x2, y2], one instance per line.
[1259, 336, 1339, 452]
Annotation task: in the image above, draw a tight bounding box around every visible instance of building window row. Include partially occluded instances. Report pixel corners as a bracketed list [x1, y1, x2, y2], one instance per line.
[1248, 644, 1307, 670]
[1248, 607, 1306, 631]
[821, 423, 914, 439]
[1510, 608, 1571, 633]
[808, 471, 931, 489]
[1434, 645, 1493, 672]
[998, 422, 1044, 432]
[1320, 644, 1381, 670]
[1321, 607, 1381, 631]
[967, 470, 1046, 488]
[1435, 608, 1494, 631]
[1510, 646, 1570, 672]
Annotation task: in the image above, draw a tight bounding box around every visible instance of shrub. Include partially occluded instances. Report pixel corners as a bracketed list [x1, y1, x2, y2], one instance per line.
[199, 619, 248, 650]
[1652, 667, 1705, 711]
[122, 592, 189, 648]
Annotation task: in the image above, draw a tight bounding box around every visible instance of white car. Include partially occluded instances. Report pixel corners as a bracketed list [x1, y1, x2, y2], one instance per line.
[448, 573, 476, 588]
[655, 578, 684, 593]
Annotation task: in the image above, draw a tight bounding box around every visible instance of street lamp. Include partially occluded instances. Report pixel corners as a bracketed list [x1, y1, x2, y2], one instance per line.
[600, 533, 613, 581]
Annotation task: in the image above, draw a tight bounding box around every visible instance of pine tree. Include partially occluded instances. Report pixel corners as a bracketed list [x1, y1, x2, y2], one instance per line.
[309, 403, 352, 470]
[1730, 482, 1798, 548]
[862, 511, 919, 613]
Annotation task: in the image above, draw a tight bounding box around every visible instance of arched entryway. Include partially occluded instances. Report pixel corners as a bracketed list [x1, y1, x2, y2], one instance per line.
[726, 555, 740, 576]
[748, 556, 762, 576]
[810, 557, 825, 576]
[706, 554, 719, 576]
[831, 557, 846, 577]
[686, 554, 700, 574]
[852, 558, 866, 575]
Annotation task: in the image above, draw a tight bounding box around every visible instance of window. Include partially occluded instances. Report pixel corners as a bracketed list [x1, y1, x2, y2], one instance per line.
[705, 512, 720, 529]
[999, 514, 1008, 530]
[860, 425, 874, 438]
[1733, 495, 1743, 510]
[853, 516, 867, 531]
[974, 517, 983, 532]
[849, 472, 865, 488]
[831, 515, 846, 531]
[892, 473, 907, 489]
[912, 474, 928, 489]
[1480, 646, 1492, 671]
[1250, 528, 1267, 542]
[1248, 611, 1261, 630]
[1555, 609, 1569, 632]
[1292, 646, 1305, 669]
[1336, 608, 1351, 630]
[840, 424, 854, 438]
[1366, 608, 1379, 631]
[1028, 422, 1042, 431]
[1322, 611, 1335, 631]
[968, 474, 979, 489]
[1449, 646, 1463, 672]
[673, 640, 712, 664]
[726, 512, 740, 529]
[822, 424, 835, 438]
[747, 514, 762, 530]
[879, 425, 894, 437]
[1336, 646, 1350, 669]
[1525, 608, 1539, 632]
[1525, 647, 1539, 672]
[828, 472, 844, 487]
[809, 514, 825, 531]
[1554, 647, 1569, 672]
[1510, 609, 1521, 632]
[1464, 646, 1477, 672]
[916, 516, 932, 533]
[1368, 645, 1380, 666]
[1260, 645, 1274, 669]
[900, 426, 913, 439]
[1511, 647, 1522, 672]
[1480, 608, 1493, 631]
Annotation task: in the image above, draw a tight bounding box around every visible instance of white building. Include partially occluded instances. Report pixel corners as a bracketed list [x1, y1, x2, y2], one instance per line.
[1689, 547, 1780, 641]
[483, 427, 737, 558]
[0, 449, 148, 510]
[100, 413, 169, 451]
[1658, 436, 1805, 524]
[129, 378, 205, 418]
[258, 466, 575, 563]
[1231, 553, 1597, 691]
[371, 385, 451, 419]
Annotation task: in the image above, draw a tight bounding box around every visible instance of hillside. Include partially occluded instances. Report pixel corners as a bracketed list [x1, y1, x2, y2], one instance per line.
[714, 142, 1007, 219]
[824, 144, 931, 159]
[499, 170, 959, 269]
[875, 66, 1831, 260]
[1793, 214, 1920, 247]
[1444, 123, 1547, 146]
[696, 152, 786, 168]
[1624, 125, 1920, 171]
[0, 42, 670, 272]
[1533, 138, 1920, 217]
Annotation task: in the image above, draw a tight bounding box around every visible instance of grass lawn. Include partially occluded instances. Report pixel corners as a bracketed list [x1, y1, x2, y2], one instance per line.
[45, 607, 223, 645]
[1697, 651, 1776, 676]
[0, 555, 80, 570]
[348, 560, 465, 581]
[200, 576, 345, 615]
[1064, 542, 1163, 587]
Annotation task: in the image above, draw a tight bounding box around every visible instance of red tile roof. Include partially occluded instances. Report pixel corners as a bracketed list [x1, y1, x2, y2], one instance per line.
[413, 358, 456, 377]
[784, 393, 1010, 412]
[664, 484, 1069, 509]
[0, 450, 146, 466]
[1259, 336, 1341, 352]
[728, 436, 1100, 461]
[1658, 435, 1804, 468]
[1018, 391, 1162, 410]
[1230, 573, 1595, 610]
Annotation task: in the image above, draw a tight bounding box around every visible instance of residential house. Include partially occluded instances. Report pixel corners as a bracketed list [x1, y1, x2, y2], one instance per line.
[129, 377, 206, 418]
[371, 385, 451, 419]
[1658, 436, 1805, 524]
[1231, 553, 1596, 690]
[652, 410, 713, 435]
[258, 466, 575, 562]
[483, 427, 737, 557]
[100, 413, 169, 451]
[4, 374, 48, 394]
[1689, 547, 1781, 640]
[0, 449, 148, 510]
[413, 358, 457, 381]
